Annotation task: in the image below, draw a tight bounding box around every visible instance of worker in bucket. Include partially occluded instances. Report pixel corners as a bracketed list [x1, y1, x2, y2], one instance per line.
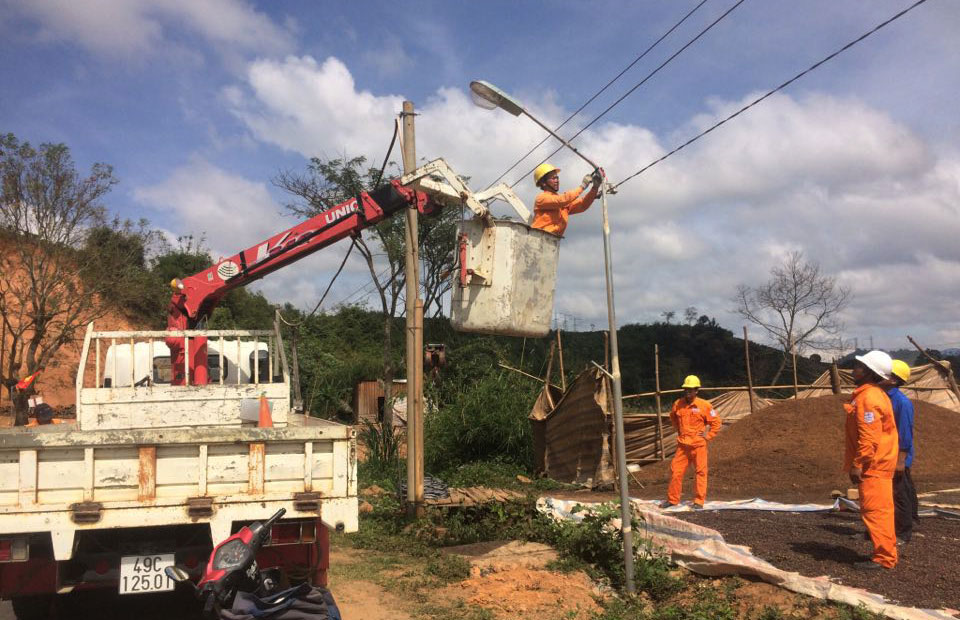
[662, 375, 721, 510]
[882, 359, 917, 545]
[845, 350, 898, 570]
[530, 163, 602, 236]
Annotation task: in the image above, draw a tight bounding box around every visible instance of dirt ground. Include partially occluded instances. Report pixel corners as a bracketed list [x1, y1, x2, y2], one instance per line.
[630, 394, 960, 502]
[330, 541, 605, 620]
[546, 393, 960, 615]
[675, 508, 960, 613]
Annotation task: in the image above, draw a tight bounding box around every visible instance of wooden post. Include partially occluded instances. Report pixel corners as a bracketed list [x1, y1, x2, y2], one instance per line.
[743, 327, 755, 416]
[543, 342, 557, 410]
[791, 348, 799, 399]
[654, 344, 664, 460]
[556, 330, 566, 392]
[908, 335, 960, 404]
[402, 100, 424, 517]
[0, 319, 5, 412]
[830, 362, 841, 394]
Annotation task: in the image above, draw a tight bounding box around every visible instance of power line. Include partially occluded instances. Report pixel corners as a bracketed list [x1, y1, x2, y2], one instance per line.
[512, 0, 748, 188]
[612, 0, 930, 191]
[485, 0, 710, 189]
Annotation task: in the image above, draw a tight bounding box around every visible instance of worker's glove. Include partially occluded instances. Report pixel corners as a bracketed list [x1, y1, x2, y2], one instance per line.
[591, 169, 604, 185]
[581, 173, 593, 189]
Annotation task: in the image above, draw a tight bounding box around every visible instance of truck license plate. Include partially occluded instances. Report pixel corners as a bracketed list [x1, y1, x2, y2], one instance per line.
[119, 553, 176, 595]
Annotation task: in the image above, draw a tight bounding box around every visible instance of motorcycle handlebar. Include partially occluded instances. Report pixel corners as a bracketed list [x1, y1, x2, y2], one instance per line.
[262, 508, 286, 530]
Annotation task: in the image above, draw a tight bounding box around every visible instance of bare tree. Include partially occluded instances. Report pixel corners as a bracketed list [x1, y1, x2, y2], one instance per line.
[735, 251, 851, 384]
[274, 155, 456, 422]
[1, 133, 157, 424]
[684, 306, 698, 326]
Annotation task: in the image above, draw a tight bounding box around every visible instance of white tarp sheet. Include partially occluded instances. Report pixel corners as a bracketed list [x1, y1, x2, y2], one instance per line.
[538, 497, 958, 620]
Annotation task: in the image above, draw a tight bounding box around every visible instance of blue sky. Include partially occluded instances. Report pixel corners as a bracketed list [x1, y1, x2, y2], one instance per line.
[2, 0, 958, 354]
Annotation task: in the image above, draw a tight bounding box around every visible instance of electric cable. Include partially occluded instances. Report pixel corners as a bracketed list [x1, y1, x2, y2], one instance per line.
[373, 118, 401, 189]
[513, 0, 748, 188]
[277, 239, 356, 327]
[485, 0, 710, 189]
[612, 0, 930, 191]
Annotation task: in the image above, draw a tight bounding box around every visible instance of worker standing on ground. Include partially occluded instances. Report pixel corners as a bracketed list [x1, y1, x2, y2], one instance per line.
[883, 359, 918, 544]
[530, 163, 601, 236]
[845, 350, 899, 570]
[663, 375, 722, 509]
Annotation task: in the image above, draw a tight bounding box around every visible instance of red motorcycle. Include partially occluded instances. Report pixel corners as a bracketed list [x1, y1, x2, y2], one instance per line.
[166, 509, 340, 620]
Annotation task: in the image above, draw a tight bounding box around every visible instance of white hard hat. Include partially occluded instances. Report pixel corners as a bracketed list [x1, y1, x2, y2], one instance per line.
[855, 350, 893, 380]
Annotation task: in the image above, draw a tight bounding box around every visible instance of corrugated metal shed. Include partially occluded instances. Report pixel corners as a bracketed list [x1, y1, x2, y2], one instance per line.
[528, 368, 615, 487]
[798, 363, 959, 412]
[352, 379, 407, 424]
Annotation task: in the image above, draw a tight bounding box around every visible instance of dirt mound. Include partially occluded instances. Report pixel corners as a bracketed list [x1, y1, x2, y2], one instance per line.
[632, 394, 960, 502]
[445, 566, 603, 619]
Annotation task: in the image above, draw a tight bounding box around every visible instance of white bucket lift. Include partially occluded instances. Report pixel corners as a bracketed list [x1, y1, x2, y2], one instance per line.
[402, 159, 559, 337]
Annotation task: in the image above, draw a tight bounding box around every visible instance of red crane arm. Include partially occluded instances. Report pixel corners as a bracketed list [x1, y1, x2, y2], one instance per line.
[167, 180, 436, 330]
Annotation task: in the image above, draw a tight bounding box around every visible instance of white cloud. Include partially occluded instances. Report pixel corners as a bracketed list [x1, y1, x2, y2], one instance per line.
[133, 156, 388, 311]
[180, 56, 960, 348]
[11, 0, 294, 59]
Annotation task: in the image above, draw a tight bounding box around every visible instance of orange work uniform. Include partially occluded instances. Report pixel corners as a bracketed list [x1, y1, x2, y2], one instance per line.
[667, 396, 722, 506]
[844, 383, 899, 568]
[26, 419, 64, 427]
[531, 186, 597, 237]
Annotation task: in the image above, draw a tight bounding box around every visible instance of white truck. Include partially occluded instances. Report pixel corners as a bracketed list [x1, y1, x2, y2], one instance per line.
[0, 322, 357, 619]
[0, 159, 538, 618]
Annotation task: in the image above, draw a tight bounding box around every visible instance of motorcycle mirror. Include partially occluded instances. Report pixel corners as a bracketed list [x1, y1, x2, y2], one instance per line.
[165, 565, 191, 583]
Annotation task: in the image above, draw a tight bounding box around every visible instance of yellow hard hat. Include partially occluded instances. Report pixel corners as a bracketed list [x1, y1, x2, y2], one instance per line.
[681, 375, 701, 389]
[170, 278, 184, 291]
[533, 163, 559, 186]
[891, 360, 910, 383]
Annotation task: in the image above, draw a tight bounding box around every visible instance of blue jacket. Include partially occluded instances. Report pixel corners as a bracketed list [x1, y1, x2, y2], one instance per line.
[886, 386, 914, 468]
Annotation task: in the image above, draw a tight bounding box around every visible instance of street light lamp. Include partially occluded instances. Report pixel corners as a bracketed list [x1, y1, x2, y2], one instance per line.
[470, 80, 636, 594]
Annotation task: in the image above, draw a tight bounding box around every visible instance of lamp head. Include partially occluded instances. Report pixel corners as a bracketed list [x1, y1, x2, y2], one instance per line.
[469, 80, 523, 116]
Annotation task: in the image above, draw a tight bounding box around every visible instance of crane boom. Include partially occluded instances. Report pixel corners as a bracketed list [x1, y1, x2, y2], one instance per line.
[165, 180, 438, 385]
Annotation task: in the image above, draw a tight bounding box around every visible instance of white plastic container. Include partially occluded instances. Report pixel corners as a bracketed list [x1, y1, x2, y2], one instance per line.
[450, 218, 559, 337]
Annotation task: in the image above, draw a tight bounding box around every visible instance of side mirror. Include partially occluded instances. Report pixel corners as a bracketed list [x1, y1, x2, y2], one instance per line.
[165, 565, 191, 583]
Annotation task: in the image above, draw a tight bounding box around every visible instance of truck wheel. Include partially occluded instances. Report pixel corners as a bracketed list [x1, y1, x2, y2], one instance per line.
[11, 595, 54, 620]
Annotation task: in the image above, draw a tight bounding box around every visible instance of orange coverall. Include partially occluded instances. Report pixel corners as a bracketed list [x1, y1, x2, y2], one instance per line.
[844, 384, 899, 568]
[531, 187, 597, 237]
[667, 396, 722, 506]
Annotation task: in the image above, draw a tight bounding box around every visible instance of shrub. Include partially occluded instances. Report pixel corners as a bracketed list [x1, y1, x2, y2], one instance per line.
[425, 364, 537, 472]
[426, 554, 472, 582]
[542, 502, 682, 599]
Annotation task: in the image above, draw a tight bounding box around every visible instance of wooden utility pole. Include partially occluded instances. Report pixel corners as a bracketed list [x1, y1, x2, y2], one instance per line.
[402, 101, 424, 517]
[654, 344, 664, 460]
[743, 327, 755, 416]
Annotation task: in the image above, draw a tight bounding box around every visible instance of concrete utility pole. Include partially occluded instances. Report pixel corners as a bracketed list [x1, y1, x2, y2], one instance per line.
[402, 101, 425, 517]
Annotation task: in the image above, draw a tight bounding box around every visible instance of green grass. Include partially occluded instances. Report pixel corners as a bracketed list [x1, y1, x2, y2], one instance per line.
[352, 461, 887, 620]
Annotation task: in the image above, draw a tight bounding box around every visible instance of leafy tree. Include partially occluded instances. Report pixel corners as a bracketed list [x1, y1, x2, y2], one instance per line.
[0, 133, 159, 424]
[735, 251, 851, 384]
